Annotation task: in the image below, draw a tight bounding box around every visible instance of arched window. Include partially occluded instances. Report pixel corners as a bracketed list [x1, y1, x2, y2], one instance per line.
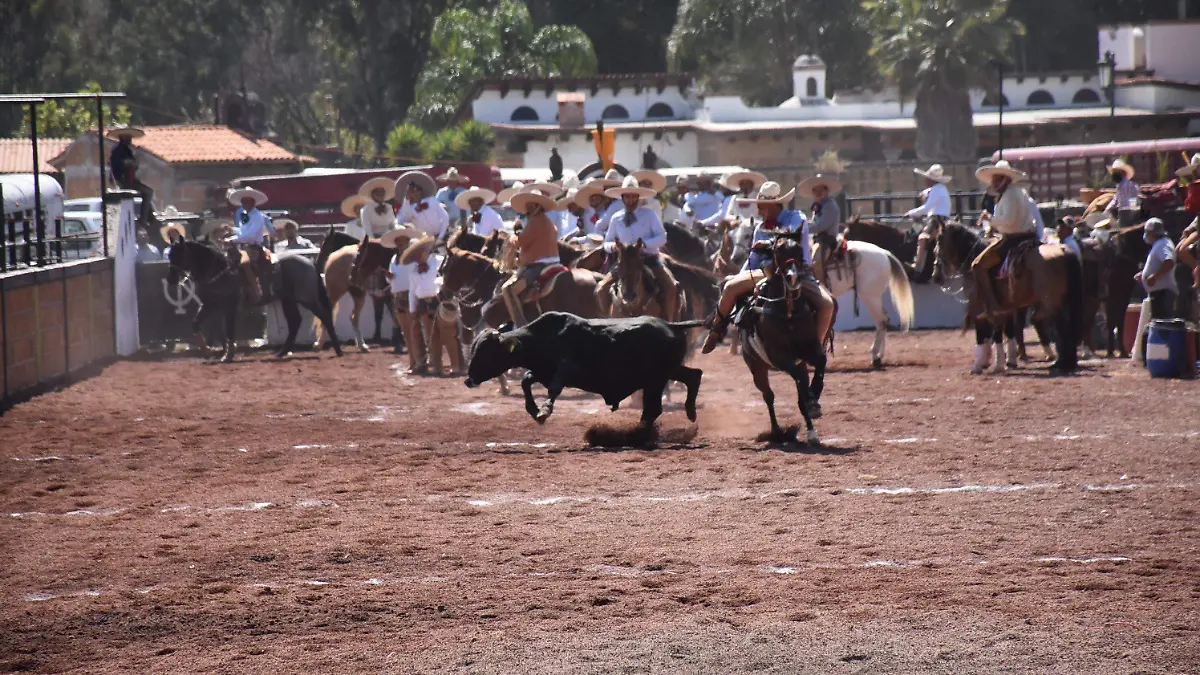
[1072, 88, 1102, 104]
[601, 104, 630, 120]
[1027, 90, 1055, 106]
[981, 92, 1009, 107]
[806, 77, 818, 97]
[511, 106, 539, 122]
[646, 102, 674, 119]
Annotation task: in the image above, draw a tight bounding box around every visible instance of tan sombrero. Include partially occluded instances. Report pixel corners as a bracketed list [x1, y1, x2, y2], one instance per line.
[455, 186, 497, 210]
[722, 170, 767, 192]
[510, 189, 557, 215]
[399, 235, 436, 264]
[558, 171, 581, 191]
[522, 182, 563, 198]
[380, 225, 422, 250]
[436, 166, 470, 184]
[341, 194, 370, 219]
[199, 219, 232, 238]
[975, 160, 1026, 183]
[797, 174, 843, 198]
[592, 168, 623, 190]
[106, 126, 145, 140]
[227, 187, 267, 207]
[632, 170, 668, 193]
[160, 222, 187, 241]
[358, 176, 396, 201]
[1176, 153, 1200, 179]
[272, 217, 300, 234]
[495, 181, 525, 206]
[556, 188, 580, 211]
[737, 181, 795, 206]
[1109, 158, 1135, 180]
[394, 170, 436, 198]
[914, 163, 953, 184]
[605, 175, 658, 201]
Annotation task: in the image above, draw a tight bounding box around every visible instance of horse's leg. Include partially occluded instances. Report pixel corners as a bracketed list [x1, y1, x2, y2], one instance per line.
[349, 287, 368, 352]
[864, 293, 886, 369]
[746, 354, 783, 440]
[277, 299, 302, 358]
[1014, 307, 1030, 361]
[670, 365, 703, 422]
[221, 301, 237, 363]
[1005, 314, 1020, 369]
[1035, 318, 1057, 362]
[191, 300, 216, 355]
[315, 276, 345, 351]
[371, 294, 386, 343]
[785, 363, 819, 446]
[990, 318, 1006, 375]
[971, 319, 992, 375]
[300, 297, 344, 357]
[520, 371, 539, 420]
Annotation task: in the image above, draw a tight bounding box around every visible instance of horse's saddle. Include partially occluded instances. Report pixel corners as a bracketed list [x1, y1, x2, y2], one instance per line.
[998, 238, 1041, 280]
[518, 264, 569, 302]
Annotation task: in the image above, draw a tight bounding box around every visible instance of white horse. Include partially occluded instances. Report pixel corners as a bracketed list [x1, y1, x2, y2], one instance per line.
[813, 240, 915, 368]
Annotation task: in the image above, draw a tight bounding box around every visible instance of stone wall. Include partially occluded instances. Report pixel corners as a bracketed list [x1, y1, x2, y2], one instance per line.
[1, 258, 114, 409]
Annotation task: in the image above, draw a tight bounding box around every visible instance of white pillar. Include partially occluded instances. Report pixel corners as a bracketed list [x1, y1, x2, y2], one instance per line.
[111, 197, 140, 356]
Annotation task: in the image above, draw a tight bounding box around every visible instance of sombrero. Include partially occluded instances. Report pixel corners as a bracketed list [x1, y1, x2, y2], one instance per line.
[273, 217, 300, 234]
[722, 170, 767, 192]
[593, 168, 623, 190]
[556, 188, 580, 211]
[580, 233, 605, 250]
[797, 174, 843, 198]
[227, 187, 267, 207]
[358, 176, 396, 201]
[522, 182, 563, 198]
[1176, 153, 1200, 179]
[106, 126, 144, 140]
[341, 194, 370, 219]
[975, 160, 1026, 183]
[454, 186, 497, 210]
[1109, 158, 1135, 180]
[1083, 211, 1109, 229]
[399, 234, 436, 264]
[510, 189, 557, 215]
[604, 175, 658, 201]
[558, 171, 581, 191]
[436, 166, 471, 184]
[737, 181, 795, 206]
[631, 170, 667, 193]
[380, 225, 421, 250]
[914, 164, 953, 184]
[160, 222, 187, 241]
[495, 181, 525, 206]
[394, 170, 436, 198]
[573, 178, 614, 208]
[199, 219, 232, 238]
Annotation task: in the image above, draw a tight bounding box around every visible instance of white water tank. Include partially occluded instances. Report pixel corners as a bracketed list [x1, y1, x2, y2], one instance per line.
[0, 173, 64, 223]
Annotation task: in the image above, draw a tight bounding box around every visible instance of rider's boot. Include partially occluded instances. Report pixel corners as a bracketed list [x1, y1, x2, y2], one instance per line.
[701, 313, 730, 354]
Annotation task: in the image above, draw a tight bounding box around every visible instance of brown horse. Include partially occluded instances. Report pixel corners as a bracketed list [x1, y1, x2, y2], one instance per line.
[314, 235, 393, 352]
[606, 239, 673, 319]
[845, 215, 930, 282]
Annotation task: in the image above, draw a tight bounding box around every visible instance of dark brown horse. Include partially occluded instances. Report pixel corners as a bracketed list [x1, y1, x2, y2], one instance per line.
[845, 216, 931, 282]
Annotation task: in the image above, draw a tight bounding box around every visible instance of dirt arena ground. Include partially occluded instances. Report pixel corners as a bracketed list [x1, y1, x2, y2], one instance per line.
[1, 329, 1198, 674]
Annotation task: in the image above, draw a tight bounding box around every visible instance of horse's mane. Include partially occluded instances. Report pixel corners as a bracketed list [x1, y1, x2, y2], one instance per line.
[452, 247, 502, 270]
[941, 220, 986, 268]
[449, 229, 487, 253]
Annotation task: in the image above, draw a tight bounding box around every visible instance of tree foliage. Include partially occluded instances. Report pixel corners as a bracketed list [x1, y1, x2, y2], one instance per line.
[18, 83, 133, 138]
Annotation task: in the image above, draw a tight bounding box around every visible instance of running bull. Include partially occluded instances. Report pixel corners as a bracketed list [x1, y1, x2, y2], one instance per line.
[464, 312, 703, 425]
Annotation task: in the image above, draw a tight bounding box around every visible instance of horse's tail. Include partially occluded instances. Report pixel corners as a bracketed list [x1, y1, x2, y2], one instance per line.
[886, 251, 915, 331]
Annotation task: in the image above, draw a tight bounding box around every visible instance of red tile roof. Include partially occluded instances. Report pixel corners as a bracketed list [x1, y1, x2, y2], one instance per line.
[0, 137, 72, 174]
[125, 124, 311, 165]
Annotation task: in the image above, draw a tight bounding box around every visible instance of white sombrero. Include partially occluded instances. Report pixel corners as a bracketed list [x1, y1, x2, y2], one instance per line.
[1176, 153, 1200, 179]
[160, 222, 187, 241]
[341, 194, 370, 219]
[797, 174, 843, 198]
[455, 186, 497, 210]
[631, 170, 667, 193]
[975, 160, 1026, 184]
[558, 170, 581, 191]
[592, 168, 623, 190]
[521, 182, 563, 198]
[604, 175, 658, 201]
[1109, 158, 1135, 180]
[737, 181, 795, 206]
[722, 170, 767, 192]
[379, 224, 422, 250]
[510, 189, 557, 214]
[495, 181, 525, 206]
[436, 166, 471, 184]
[573, 180, 609, 209]
[227, 187, 267, 207]
[273, 217, 300, 234]
[914, 164, 953, 184]
[394, 170, 437, 198]
[556, 188, 580, 211]
[359, 176, 396, 201]
[399, 234, 437, 264]
[106, 126, 145, 140]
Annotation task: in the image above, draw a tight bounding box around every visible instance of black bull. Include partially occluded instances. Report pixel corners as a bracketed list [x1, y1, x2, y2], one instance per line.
[464, 312, 703, 426]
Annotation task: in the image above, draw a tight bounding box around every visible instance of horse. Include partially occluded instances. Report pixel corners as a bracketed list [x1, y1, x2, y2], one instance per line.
[736, 231, 828, 445]
[929, 220, 1082, 374]
[845, 216, 931, 282]
[607, 239, 675, 320]
[812, 239, 915, 369]
[663, 221, 711, 269]
[166, 241, 343, 361]
[711, 219, 752, 278]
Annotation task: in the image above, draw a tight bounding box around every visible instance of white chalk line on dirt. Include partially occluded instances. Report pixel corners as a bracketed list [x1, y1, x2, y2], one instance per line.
[7, 498, 337, 520]
[18, 555, 1138, 604]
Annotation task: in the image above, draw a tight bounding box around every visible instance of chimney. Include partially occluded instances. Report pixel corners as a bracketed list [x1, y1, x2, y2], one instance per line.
[792, 54, 827, 100]
[558, 92, 585, 127]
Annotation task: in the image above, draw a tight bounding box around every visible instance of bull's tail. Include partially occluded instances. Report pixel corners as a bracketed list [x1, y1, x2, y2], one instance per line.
[670, 320, 706, 329]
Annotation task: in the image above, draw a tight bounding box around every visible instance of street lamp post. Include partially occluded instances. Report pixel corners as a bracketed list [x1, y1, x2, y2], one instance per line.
[992, 60, 1007, 160]
[1097, 51, 1117, 138]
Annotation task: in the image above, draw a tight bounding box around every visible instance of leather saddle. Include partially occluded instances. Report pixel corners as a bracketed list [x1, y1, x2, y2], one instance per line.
[997, 238, 1041, 280]
[519, 264, 569, 302]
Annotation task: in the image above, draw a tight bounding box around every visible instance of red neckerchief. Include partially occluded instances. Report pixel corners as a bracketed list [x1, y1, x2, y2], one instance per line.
[590, 212, 600, 224]
[762, 218, 780, 230]
[1186, 183, 1200, 214]
[415, 201, 429, 213]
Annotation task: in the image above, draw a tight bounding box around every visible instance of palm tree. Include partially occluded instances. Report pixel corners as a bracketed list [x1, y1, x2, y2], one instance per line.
[456, 120, 496, 162]
[386, 124, 429, 163]
[865, 0, 1024, 162]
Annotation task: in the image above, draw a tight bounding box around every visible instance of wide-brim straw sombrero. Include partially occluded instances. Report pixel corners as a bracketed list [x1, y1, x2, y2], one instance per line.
[558, 171, 581, 191]
[227, 187, 267, 207]
[106, 126, 145, 140]
[379, 225, 421, 250]
[399, 235, 436, 264]
[721, 171, 767, 193]
[737, 181, 795, 206]
[605, 175, 658, 201]
[495, 182, 526, 206]
[1109, 158, 1135, 180]
[797, 174, 843, 198]
[341, 194, 370, 219]
[591, 169, 623, 190]
[358, 176, 396, 201]
[556, 188, 579, 211]
[632, 170, 668, 193]
[573, 182, 607, 209]
[1176, 153, 1200, 179]
[455, 186, 497, 210]
[914, 163, 953, 184]
[160, 222, 187, 241]
[510, 189, 558, 214]
[394, 171, 436, 198]
[272, 217, 300, 233]
[436, 167, 470, 184]
[975, 160, 1026, 184]
[521, 182, 563, 198]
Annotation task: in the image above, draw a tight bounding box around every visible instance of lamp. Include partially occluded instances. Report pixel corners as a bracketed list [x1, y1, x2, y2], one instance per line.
[990, 59, 1008, 159]
[1097, 50, 1116, 121]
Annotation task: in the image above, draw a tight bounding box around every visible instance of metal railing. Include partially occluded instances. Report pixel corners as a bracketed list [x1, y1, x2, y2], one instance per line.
[1, 210, 100, 272]
[843, 190, 986, 223]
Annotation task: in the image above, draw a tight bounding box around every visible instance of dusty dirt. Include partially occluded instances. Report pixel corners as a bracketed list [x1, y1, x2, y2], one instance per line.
[1, 330, 1198, 674]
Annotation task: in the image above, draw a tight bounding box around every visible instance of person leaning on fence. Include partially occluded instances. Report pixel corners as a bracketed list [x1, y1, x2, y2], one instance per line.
[134, 227, 161, 263]
[1104, 159, 1140, 216]
[906, 164, 952, 227]
[107, 127, 159, 228]
[274, 218, 314, 250]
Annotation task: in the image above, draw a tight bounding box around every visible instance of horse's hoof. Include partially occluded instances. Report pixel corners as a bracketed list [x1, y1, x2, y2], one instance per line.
[275, 350, 292, 359]
[535, 412, 550, 425]
[359, 344, 371, 353]
[806, 429, 821, 446]
[1006, 360, 1019, 369]
[808, 402, 823, 420]
[871, 357, 883, 370]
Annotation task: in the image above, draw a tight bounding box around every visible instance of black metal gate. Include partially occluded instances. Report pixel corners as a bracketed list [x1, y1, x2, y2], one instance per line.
[135, 261, 265, 343]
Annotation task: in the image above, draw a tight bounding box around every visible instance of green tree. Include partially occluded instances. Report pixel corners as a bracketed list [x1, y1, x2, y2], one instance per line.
[426, 128, 466, 161]
[455, 120, 495, 163]
[386, 124, 429, 162]
[18, 83, 133, 138]
[865, 0, 1024, 162]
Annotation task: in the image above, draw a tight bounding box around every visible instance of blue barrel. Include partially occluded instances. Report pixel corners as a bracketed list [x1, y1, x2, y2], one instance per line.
[1146, 320, 1189, 378]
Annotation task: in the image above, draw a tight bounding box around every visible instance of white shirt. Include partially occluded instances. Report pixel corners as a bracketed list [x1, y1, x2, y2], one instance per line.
[906, 182, 951, 218]
[397, 197, 450, 241]
[989, 186, 1036, 235]
[409, 253, 442, 308]
[1107, 177, 1140, 213]
[230, 208, 271, 244]
[359, 201, 397, 237]
[388, 255, 412, 293]
[663, 201, 686, 226]
[595, 200, 621, 234]
[343, 218, 365, 242]
[722, 192, 758, 223]
[135, 243, 161, 263]
[699, 194, 733, 228]
[556, 211, 581, 239]
[643, 198, 663, 223]
[469, 205, 506, 238]
[604, 206, 667, 254]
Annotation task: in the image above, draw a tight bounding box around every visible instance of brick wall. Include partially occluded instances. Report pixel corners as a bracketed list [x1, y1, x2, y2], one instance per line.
[2, 258, 114, 407]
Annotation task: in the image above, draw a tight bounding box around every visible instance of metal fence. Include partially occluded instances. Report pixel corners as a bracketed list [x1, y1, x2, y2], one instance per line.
[1, 210, 101, 272]
[842, 190, 986, 227]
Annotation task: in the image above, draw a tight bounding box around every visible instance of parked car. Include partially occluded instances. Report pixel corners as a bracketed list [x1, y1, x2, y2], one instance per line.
[64, 196, 142, 214]
[61, 211, 104, 259]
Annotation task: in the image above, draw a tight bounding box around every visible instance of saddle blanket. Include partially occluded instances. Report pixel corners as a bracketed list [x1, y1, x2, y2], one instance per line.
[997, 239, 1040, 280]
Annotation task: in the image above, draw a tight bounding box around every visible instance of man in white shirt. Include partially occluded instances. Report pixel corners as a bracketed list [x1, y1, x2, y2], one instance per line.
[395, 171, 449, 244]
[972, 160, 1037, 318]
[435, 167, 471, 229]
[715, 171, 766, 227]
[632, 169, 667, 222]
[226, 188, 272, 247]
[598, 176, 677, 319]
[1104, 159, 1139, 217]
[134, 228, 161, 263]
[455, 186, 505, 238]
[381, 226, 419, 359]
[340, 194, 369, 241]
[556, 188, 584, 240]
[357, 177, 398, 238]
[275, 219, 315, 250]
[906, 164, 952, 225]
[685, 174, 723, 225]
[1056, 216, 1081, 257]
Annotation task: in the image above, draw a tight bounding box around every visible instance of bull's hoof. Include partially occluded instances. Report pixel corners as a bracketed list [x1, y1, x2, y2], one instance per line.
[685, 404, 697, 423]
[275, 349, 292, 359]
[805, 429, 821, 446]
[535, 412, 550, 425]
[871, 357, 883, 370]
